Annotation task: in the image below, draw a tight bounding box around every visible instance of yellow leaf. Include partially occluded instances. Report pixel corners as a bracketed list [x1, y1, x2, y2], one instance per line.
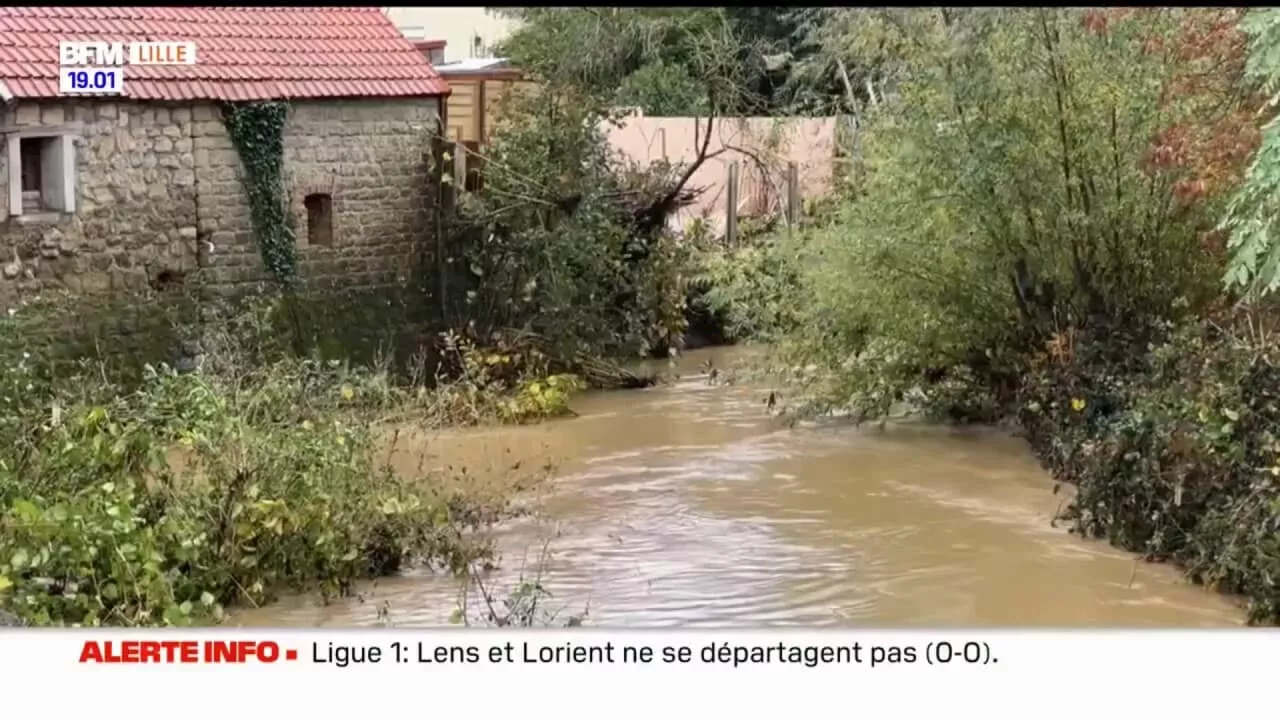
[0, 575, 12, 592]
[340, 384, 355, 401]
[1070, 398, 1086, 412]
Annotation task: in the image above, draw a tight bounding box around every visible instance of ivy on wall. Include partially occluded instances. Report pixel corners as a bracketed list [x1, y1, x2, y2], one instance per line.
[221, 101, 297, 286]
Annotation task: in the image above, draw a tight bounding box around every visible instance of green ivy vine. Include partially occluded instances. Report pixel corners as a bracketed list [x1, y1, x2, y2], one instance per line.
[222, 101, 297, 286]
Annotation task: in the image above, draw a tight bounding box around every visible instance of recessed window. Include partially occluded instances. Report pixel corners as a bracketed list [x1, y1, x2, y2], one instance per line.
[20, 139, 43, 191]
[304, 193, 334, 246]
[8, 134, 76, 217]
[20, 138, 49, 212]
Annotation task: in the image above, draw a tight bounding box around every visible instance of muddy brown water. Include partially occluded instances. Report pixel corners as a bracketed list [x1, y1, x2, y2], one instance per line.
[235, 347, 1241, 628]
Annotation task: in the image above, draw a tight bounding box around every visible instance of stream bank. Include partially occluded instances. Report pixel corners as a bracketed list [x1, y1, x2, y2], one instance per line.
[234, 347, 1240, 628]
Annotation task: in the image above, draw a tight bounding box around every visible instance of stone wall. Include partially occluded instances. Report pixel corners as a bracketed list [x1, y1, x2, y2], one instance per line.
[0, 99, 199, 305]
[191, 98, 441, 296]
[0, 96, 440, 303]
[0, 96, 442, 368]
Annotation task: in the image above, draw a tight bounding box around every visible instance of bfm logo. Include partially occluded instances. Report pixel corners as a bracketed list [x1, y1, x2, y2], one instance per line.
[58, 41, 197, 66]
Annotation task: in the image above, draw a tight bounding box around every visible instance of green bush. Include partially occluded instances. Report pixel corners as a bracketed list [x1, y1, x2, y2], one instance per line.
[0, 356, 500, 627]
[690, 219, 806, 344]
[440, 86, 689, 362]
[761, 9, 1237, 421]
[1019, 312, 1280, 623]
[0, 293, 535, 627]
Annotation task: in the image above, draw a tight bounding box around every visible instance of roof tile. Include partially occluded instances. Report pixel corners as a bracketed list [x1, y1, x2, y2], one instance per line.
[0, 6, 448, 101]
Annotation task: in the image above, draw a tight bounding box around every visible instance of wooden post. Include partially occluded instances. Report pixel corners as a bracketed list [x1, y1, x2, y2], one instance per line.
[477, 79, 488, 145]
[453, 142, 467, 194]
[464, 141, 485, 192]
[786, 161, 800, 230]
[431, 131, 450, 323]
[659, 128, 667, 160]
[726, 161, 739, 247]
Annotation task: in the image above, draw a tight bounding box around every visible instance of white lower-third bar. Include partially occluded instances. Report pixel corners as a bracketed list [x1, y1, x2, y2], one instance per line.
[0, 629, 1274, 720]
[58, 66, 125, 95]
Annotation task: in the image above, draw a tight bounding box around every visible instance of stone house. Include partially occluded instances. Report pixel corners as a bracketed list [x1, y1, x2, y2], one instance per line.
[0, 6, 450, 311]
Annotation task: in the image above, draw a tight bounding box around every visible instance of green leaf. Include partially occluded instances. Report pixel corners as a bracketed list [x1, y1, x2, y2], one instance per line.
[11, 499, 40, 523]
[163, 605, 186, 626]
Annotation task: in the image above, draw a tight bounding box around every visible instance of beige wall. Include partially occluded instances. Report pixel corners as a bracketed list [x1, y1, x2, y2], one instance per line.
[603, 116, 839, 237]
[385, 7, 520, 62]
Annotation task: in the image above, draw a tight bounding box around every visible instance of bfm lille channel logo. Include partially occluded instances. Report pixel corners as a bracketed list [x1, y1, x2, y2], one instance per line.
[57, 40, 197, 95]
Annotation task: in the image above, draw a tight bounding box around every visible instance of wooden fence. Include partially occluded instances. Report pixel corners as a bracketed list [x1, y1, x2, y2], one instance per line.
[724, 159, 804, 245]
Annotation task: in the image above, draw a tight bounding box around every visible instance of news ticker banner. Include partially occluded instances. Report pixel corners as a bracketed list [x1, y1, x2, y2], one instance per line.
[57, 40, 197, 96]
[0, 629, 1271, 718]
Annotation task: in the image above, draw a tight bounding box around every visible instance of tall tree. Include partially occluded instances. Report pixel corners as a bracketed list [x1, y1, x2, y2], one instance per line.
[489, 7, 815, 115]
[1220, 9, 1280, 298]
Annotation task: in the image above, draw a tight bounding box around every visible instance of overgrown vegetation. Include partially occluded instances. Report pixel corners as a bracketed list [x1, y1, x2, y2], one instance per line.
[442, 9, 766, 368]
[15, 6, 1280, 626]
[1019, 312, 1280, 623]
[2, 10, 773, 627]
[222, 101, 297, 286]
[1223, 9, 1280, 297]
[0, 292, 568, 626]
[492, 7, 797, 116]
[440, 92, 692, 362]
[699, 8, 1280, 623]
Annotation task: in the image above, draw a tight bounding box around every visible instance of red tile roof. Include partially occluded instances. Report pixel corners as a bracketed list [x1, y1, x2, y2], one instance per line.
[0, 7, 450, 101]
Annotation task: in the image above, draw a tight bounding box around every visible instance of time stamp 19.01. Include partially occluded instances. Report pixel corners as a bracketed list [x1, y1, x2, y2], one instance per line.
[59, 67, 125, 95]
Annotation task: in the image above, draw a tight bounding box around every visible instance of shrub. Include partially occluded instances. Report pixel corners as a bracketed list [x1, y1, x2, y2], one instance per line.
[690, 219, 807, 344]
[0, 356, 502, 627]
[1019, 311, 1280, 623]
[767, 9, 1246, 421]
[439, 86, 693, 363]
[0, 294, 545, 627]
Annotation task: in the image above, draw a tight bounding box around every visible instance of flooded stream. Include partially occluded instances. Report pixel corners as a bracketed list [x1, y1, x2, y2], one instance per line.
[236, 347, 1241, 628]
